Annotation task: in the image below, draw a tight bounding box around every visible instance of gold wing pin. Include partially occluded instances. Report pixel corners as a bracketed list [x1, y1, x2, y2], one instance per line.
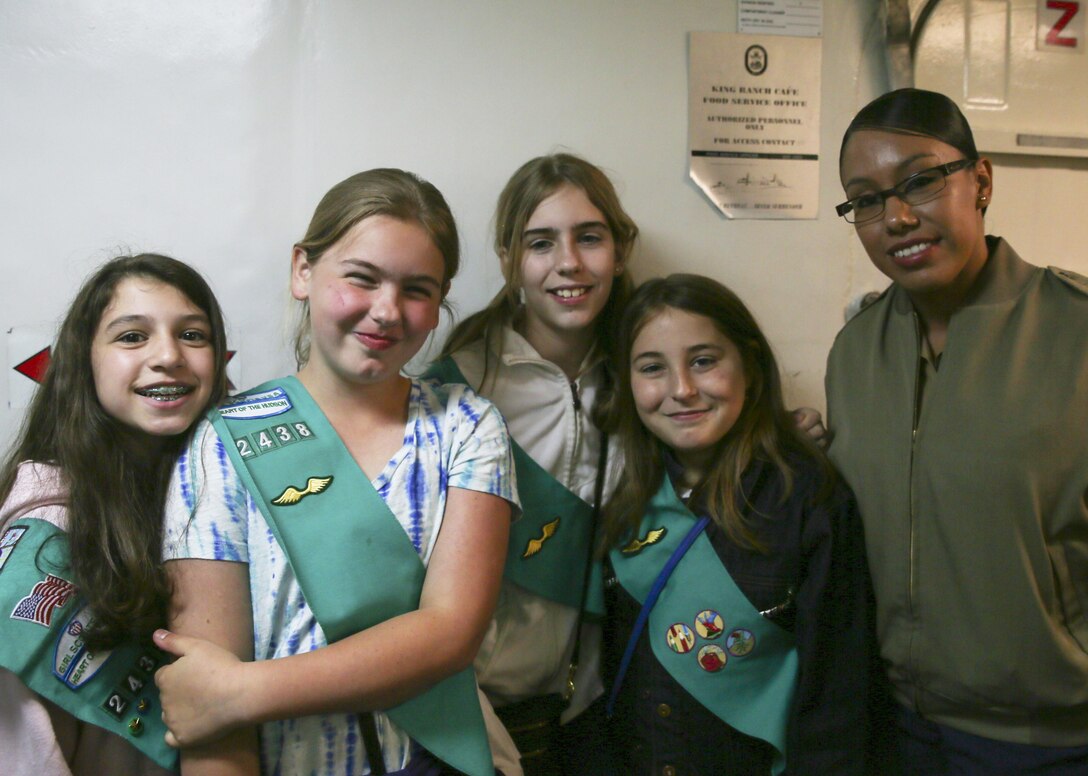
[522, 518, 560, 558]
[271, 476, 334, 506]
[621, 527, 667, 555]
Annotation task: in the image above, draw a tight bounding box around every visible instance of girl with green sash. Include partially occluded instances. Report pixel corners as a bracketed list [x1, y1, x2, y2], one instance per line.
[431, 153, 639, 776]
[157, 169, 517, 776]
[0, 254, 228, 775]
[601, 274, 875, 775]
[427, 154, 827, 776]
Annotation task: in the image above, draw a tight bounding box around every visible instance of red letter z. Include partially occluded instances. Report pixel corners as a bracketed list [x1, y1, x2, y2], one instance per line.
[1047, 1, 1080, 48]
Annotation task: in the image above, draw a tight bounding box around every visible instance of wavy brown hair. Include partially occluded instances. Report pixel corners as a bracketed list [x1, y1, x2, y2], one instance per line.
[0, 254, 228, 649]
[602, 274, 830, 552]
[439, 153, 638, 428]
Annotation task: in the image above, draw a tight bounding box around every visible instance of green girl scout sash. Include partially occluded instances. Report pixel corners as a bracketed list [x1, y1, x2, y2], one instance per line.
[0, 518, 176, 770]
[209, 376, 492, 776]
[608, 475, 799, 774]
[426, 357, 604, 615]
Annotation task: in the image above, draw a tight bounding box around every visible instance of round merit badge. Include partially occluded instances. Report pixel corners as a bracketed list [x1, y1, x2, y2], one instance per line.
[694, 609, 724, 639]
[698, 644, 727, 672]
[726, 628, 756, 657]
[666, 623, 696, 653]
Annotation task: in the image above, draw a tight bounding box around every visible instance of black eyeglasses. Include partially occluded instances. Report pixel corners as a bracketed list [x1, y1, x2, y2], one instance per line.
[835, 159, 977, 224]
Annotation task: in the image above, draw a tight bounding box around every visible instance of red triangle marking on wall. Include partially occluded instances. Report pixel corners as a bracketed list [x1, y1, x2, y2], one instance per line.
[14, 347, 51, 384]
[13, 348, 238, 389]
[226, 350, 237, 391]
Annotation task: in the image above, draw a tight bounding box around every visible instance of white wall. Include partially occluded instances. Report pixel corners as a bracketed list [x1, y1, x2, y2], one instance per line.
[2, 0, 1086, 445]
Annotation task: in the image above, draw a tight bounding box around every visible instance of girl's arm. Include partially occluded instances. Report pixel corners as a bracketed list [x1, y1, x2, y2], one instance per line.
[162, 558, 259, 775]
[156, 487, 510, 743]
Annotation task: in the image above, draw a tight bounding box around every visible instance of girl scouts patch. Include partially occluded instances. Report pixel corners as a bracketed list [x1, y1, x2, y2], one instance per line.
[697, 644, 727, 672]
[219, 387, 292, 420]
[0, 526, 27, 574]
[727, 628, 755, 657]
[694, 609, 724, 639]
[665, 623, 696, 653]
[54, 604, 113, 688]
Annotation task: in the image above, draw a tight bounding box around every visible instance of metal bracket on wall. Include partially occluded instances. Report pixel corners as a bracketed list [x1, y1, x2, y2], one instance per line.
[885, 0, 914, 89]
[884, 0, 944, 90]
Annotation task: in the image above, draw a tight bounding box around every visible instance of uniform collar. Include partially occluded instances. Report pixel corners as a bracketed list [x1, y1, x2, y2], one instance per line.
[495, 322, 604, 378]
[890, 235, 1037, 316]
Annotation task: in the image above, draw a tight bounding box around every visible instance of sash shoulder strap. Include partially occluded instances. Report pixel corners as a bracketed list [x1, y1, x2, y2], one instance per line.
[609, 475, 798, 774]
[426, 356, 605, 614]
[209, 376, 493, 776]
[210, 376, 423, 637]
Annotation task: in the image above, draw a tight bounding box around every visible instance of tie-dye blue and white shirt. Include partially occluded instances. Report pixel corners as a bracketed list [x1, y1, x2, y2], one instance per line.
[162, 378, 518, 775]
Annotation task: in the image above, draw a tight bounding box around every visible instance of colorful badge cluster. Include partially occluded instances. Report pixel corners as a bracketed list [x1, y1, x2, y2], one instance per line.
[666, 609, 755, 673]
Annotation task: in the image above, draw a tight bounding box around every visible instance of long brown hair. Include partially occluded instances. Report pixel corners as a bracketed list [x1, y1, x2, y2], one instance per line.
[602, 274, 829, 551]
[440, 153, 638, 427]
[0, 254, 228, 649]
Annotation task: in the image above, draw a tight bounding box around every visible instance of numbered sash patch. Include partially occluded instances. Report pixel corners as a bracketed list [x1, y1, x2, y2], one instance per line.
[100, 651, 161, 724]
[235, 421, 316, 460]
[101, 688, 132, 719]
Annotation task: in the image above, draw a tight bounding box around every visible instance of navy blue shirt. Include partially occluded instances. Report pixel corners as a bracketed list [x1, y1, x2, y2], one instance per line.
[603, 449, 879, 775]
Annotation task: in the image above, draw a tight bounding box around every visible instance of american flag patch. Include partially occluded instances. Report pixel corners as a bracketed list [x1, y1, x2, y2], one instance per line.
[12, 574, 77, 627]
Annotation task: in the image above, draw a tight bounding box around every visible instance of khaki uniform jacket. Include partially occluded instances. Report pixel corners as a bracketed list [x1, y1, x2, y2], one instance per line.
[826, 237, 1088, 746]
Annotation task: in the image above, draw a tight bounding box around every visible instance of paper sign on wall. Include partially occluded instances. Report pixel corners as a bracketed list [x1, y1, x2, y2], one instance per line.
[738, 0, 822, 37]
[689, 32, 822, 220]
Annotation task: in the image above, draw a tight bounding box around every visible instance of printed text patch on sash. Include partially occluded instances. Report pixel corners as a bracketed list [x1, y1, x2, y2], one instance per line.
[0, 526, 27, 574]
[54, 603, 116, 689]
[219, 387, 292, 420]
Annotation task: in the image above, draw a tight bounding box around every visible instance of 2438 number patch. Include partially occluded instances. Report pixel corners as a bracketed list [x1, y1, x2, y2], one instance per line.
[235, 422, 315, 459]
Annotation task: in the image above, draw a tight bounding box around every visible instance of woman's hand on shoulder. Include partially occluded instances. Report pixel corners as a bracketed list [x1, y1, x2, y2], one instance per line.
[792, 406, 830, 448]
